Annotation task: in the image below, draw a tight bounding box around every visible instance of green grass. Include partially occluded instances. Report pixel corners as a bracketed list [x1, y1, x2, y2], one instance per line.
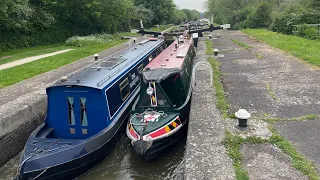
[269, 125, 320, 180]
[0, 40, 125, 88]
[291, 114, 319, 121]
[242, 29, 320, 66]
[232, 39, 253, 49]
[206, 39, 230, 118]
[146, 25, 172, 32]
[265, 82, 278, 101]
[223, 131, 249, 180]
[255, 53, 263, 59]
[0, 32, 139, 66]
[0, 43, 68, 65]
[222, 131, 267, 180]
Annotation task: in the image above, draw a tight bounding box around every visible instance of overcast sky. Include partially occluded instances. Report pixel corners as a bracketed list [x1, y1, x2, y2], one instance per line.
[174, 0, 207, 12]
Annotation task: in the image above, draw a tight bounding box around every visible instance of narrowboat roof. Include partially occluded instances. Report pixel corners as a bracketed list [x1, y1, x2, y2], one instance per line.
[143, 37, 193, 82]
[51, 38, 164, 89]
[145, 38, 192, 70]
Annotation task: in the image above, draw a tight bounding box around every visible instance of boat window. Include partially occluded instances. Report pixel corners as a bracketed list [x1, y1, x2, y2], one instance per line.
[138, 64, 144, 73]
[80, 97, 88, 126]
[120, 78, 130, 101]
[160, 74, 185, 107]
[68, 97, 75, 125]
[139, 83, 171, 107]
[149, 55, 153, 62]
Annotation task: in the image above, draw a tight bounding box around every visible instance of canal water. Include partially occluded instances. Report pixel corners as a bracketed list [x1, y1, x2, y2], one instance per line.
[79, 135, 186, 180]
[0, 135, 186, 180]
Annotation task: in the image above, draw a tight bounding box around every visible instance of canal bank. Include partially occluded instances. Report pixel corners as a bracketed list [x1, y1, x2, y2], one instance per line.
[184, 35, 235, 179]
[0, 38, 139, 168]
[195, 30, 320, 180]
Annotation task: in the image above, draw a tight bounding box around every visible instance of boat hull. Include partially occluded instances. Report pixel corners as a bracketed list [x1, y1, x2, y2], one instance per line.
[129, 102, 191, 161]
[18, 95, 138, 180]
[18, 118, 126, 180]
[140, 121, 188, 161]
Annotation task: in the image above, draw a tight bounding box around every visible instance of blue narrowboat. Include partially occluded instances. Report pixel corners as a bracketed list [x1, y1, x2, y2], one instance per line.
[17, 38, 165, 180]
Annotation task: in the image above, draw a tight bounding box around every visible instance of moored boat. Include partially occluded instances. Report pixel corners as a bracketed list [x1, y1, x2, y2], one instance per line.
[16, 37, 165, 180]
[126, 32, 196, 161]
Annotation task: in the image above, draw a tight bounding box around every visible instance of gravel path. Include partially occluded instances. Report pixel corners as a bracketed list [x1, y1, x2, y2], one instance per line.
[0, 49, 74, 70]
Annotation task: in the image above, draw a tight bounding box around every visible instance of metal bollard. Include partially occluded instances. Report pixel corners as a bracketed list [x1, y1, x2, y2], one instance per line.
[94, 54, 99, 61]
[209, 34, 212, 39]
[235, 109, 251, 128]
[213, 48, 219, 56]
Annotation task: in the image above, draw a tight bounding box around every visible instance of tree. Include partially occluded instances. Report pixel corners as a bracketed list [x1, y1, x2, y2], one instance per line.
[134, 0, 176, 24]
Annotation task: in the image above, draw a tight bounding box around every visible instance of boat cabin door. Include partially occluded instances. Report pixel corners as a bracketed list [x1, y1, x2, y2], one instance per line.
[66, 95, 89, 138]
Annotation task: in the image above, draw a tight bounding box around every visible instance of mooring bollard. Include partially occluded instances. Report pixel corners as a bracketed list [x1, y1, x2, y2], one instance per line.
[94, 54, 99, 61]
[235, 109, 251, 128]
[213, 48, 219, 56]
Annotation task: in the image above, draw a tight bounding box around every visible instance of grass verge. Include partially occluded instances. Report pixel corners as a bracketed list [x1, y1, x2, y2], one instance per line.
[232, 39, 253, 49]
[0, 40, 125, 88]
[0, 43, 67, 65]
[269, 125, 320, 180]
[0, 32, 138, 66]
[242, 29, 320, 67]
[206, 39, 230, 118]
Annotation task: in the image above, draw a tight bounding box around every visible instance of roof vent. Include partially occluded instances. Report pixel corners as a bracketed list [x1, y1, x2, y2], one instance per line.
[139, 39, 149, 45]
[61, 76, 68, 82]
[176, 54, 185, 58]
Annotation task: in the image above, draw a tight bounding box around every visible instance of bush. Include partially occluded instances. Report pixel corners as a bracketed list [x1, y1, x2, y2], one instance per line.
[295, 24, 319, 40]
[65, 34, 119, 47]
[269, 14, 293, 35]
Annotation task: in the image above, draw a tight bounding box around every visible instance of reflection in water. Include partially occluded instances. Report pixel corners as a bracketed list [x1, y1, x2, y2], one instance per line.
[80, 136, 186, 180]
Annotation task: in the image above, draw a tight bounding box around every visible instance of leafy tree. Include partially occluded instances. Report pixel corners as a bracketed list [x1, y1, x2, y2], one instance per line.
[134, 0, 175, 24]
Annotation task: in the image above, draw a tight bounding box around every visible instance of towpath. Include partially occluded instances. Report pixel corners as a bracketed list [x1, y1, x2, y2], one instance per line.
[213, 30, 320, 178]
[0, 49, 74, 71]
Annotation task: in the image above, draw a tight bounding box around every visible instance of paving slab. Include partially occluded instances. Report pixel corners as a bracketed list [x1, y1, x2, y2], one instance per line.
[212, 30, 320, 119]
[184, 36, 235, 180]
[241, 143, 308, 180]
[275, 120, 320, 173]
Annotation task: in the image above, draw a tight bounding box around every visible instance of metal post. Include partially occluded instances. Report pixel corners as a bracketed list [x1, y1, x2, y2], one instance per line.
[235, 109, 251, 128]
[94, 54, 99, 61]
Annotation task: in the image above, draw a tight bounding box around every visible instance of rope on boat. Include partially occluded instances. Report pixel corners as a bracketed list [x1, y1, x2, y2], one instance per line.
[33, 168, 49, 180]
[18, 138, 61, 179]
[133, 108, 168, 120]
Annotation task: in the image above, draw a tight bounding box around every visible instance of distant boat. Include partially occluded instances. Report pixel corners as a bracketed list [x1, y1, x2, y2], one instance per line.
[17, 38, 165, 180]
[126, 32, 196, 161]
